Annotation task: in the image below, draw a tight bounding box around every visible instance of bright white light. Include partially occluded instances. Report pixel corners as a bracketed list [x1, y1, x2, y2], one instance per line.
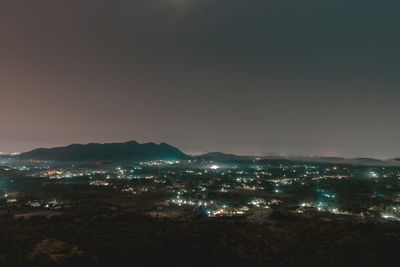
[210, 165, 219, 170]
[370, 172, 378, 178]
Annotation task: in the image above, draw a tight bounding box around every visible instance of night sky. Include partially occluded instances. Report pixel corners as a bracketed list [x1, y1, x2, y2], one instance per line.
[1, 0, 399, 158]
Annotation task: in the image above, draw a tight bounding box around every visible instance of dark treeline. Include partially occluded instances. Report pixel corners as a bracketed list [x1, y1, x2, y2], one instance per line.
[1, 213, 400, 267]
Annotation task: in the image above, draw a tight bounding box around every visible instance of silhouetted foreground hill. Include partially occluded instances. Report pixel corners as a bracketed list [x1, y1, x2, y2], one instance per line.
[1, 213, 400, 267]
[19, 141, 189, 162]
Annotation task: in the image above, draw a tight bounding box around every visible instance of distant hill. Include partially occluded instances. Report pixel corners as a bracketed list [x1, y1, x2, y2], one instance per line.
[197, 152, 253, 162]
[354, 158, 383, 162]
[255, 156, 399, 167]
[320, 157, 345, 160]
[19, 141, 190, 162]
[196, 152, 400, 166]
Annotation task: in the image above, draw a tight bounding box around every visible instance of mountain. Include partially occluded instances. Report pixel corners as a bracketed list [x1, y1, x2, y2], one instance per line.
[18, 141, 189, 162]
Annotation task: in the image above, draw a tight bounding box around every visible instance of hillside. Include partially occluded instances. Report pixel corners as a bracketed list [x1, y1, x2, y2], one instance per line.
[18, 141, 189, 162]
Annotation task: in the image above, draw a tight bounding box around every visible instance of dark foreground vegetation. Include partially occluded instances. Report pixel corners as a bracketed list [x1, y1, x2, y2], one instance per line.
[1, 212, 400, 267]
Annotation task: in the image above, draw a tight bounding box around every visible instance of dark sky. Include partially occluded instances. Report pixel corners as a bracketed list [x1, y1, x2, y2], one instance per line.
[1, 0, 399, 158]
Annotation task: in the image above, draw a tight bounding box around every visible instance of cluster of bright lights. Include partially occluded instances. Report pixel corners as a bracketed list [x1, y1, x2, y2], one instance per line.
[140, 160, 180, 166]
[298, 201, 342, 215]
[90, 180, 110, 186]
[248, 198, 270, 208]
[381, 213, 400, 221]
[26, 199, 60, 209]
[171, 198, 210, 207]
[122, 187, 136, 194]
[208, 206, 247, 217]
[321, 192, 336, 199]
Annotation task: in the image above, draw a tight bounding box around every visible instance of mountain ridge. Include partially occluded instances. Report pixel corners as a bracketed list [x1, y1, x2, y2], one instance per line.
[15, 142, 400, 166]
[18, 141, 189, 162]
